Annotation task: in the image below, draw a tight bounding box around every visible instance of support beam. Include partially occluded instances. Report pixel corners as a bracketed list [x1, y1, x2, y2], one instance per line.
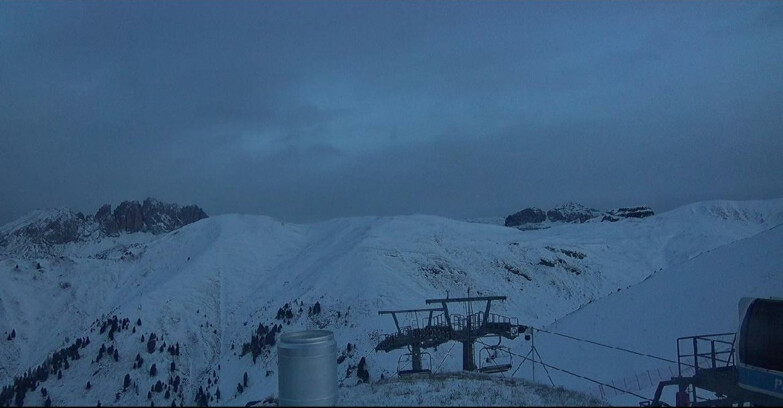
[412, 344, 422, 372]
[378, 307, 446, 315]
[426, 296, 506, 304]
[462, 341, 476, 371]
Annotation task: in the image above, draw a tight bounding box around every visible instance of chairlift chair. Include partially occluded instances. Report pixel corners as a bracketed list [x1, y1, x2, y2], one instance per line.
[397, 351, 433, 376]
[478, 338, 513, 374]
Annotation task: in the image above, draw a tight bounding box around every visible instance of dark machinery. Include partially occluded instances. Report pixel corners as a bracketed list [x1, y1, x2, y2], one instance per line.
[647, 297, 783, 407]
[376, 292, 527, 375]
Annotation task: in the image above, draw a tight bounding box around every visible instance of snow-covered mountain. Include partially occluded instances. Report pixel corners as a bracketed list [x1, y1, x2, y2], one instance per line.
[0, 198, 781, 406]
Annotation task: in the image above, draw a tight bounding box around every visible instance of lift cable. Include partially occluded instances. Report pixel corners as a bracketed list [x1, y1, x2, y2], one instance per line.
[533, 327, 688, 367]
[504, 346, 651, 401]
[434, 341, 458, 373]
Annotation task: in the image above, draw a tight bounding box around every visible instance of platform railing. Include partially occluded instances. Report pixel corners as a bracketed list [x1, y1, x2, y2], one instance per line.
[676, 332, 736, 377]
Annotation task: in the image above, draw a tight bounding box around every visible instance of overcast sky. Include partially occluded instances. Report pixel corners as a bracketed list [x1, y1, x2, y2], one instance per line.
[1, 1, 782, 225]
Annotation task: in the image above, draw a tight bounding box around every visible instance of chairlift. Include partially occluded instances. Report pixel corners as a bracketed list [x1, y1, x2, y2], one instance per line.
[478, 340, 512, 374]
[397, 352, 433, 376]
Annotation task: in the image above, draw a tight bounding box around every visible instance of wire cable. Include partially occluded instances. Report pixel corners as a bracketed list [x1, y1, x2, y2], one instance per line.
[506, 347, 651, 401]
[534, 327, 682, 366]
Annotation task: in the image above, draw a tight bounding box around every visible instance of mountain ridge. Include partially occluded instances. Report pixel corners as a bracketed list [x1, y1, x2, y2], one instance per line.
[1, 198, 782, 405]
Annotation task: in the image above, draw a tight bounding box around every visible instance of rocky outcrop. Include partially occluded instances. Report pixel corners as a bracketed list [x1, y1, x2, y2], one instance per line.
[602, 206, 655, 222]
[0, 198, 208, 258]
[114, 201, 144, 233]
[505, 208, 546, 227]
[546, 202, 600, 224]
[505, 202, 654, 228]
[96, 198, 208, 236]
[95, 204, 119, 235]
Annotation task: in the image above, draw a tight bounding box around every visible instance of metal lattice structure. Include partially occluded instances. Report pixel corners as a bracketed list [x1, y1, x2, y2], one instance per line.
[375, 293, 527, 375]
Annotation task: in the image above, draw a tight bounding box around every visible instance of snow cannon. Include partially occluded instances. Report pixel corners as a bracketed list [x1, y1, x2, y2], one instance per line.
[278, 330, 337, 406]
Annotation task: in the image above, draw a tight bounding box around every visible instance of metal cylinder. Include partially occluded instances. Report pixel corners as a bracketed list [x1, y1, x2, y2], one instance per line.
[278, 330, 337, 406]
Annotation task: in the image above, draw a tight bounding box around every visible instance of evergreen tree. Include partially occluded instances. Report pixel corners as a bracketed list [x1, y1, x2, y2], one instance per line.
[45, 396, 51, 407]
[124, 374, 131, 391]
[150, 364, 157, 377]
[14, 388, 25, 407]
[170, 361, 176, 372]
[357, 357, 370, 383]
[137, 318, 142, 326]
[113, 349, 119, 362]
[243, 372, 248, 387]
[86, 381, 92, 390]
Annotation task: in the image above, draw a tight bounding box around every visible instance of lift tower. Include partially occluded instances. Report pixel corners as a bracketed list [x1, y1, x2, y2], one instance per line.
[375, 307, 450, 374]
[425, 294, 523, 371]
[376, 292, 526, 375]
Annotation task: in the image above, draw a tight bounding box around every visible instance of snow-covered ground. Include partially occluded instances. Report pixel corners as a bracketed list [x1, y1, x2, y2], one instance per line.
[0, 198, 781, 406]
[338, 372, 603, 406]
[530, 221, 783, 406]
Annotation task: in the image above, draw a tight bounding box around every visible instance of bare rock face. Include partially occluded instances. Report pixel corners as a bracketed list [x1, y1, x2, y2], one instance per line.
[178, 205, 209, 226]
[95, 204, 119, 235]
[602, 206, 655, 222]
[504, 208, 546, 227]
[505, 202, 655, 228]
[546, 202, 600, 224]
[1, 199, 209, 257]
[114, 201, 144, 233]
[97, 198, 208, 236]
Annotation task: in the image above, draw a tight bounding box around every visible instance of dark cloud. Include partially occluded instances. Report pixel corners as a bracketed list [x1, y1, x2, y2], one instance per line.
[0, 1, 781, 225]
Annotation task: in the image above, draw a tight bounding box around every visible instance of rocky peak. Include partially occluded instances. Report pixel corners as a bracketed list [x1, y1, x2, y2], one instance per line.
[1, 199, 208, 258]
[601, 206, 655, 222]
[546, 202, 600, 224]
[95, 198, 209, 236]
[505, 202, 655, 228]
[504, 208, 546, 227]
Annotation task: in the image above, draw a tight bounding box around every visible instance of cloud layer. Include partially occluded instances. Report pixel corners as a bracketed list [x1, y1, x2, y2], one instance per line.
[1, 1, 782, 224]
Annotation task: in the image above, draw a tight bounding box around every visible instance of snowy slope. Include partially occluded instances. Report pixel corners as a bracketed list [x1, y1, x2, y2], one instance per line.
[0, 198, 781, 406]
[529, 222, 783, 406]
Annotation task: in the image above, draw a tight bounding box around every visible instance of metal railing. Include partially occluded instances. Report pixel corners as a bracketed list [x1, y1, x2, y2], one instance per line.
[485, 313, 518, 326]
[676, 332, 736, 377]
